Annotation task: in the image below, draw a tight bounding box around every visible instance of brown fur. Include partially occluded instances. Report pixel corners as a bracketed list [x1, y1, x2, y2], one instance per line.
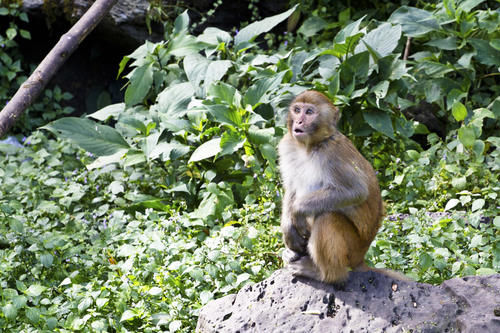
[279, 90, 406, 283]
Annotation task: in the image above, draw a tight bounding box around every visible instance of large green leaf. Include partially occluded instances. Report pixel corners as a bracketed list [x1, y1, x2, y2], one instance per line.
[334, 15, 365, 44]
[188, 138, 222, 163]
[197, 27, 232, 46]
[204, 60, 232, 90]
[155, 82, 194, 117]
[205, 104, 242, 127]
[124, 64, 153, 106]
[220, 131, 245, 157]
[355, 23, 401, 58]
[468, 39, 500, 67]
[88, 103, 125, 121]
[168, 33, 203, 57]
[363, 110, 395, 139]
[235, 5, 297, 47]
[389, 6, 439, 37]
[244, 71, 287, 107]
[42, 117, 130, 156]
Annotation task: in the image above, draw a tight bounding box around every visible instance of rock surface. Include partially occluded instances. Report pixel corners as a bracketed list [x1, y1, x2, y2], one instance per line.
[197, 269, 500, 332]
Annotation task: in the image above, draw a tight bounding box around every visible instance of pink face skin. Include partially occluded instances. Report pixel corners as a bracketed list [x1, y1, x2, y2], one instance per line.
[290, 102, 319, 141]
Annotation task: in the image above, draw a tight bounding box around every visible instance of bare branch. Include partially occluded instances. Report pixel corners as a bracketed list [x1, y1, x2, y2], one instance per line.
[0, 0, 118, 138]
[403, 37, 411, 61]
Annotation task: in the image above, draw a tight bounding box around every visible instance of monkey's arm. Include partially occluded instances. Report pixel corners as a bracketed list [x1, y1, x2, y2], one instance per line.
[294, 180, 369, 216]
[281, 191, 309, 256]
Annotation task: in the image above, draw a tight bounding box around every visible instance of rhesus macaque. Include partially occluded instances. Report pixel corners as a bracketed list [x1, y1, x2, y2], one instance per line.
[279, 90, 405, 283]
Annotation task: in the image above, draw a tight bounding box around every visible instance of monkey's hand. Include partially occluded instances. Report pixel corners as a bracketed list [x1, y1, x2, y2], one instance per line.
[281, 214, 309, 255]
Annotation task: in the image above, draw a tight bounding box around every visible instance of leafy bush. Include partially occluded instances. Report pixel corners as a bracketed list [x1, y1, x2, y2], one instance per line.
[0, 131, 281, 331]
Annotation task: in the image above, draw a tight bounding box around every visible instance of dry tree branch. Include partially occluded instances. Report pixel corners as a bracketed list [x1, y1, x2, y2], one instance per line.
[0, 0, 118, 138]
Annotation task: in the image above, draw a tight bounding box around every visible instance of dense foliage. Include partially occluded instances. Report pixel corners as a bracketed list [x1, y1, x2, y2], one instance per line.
[0, 0, 499, 331]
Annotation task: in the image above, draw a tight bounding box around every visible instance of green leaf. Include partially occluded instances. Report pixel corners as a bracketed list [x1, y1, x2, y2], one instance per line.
[298, 16, 327, 38]
[6, 28, 17, 40]
[169, 33, 202, 57]
[120, 309, 137, 322]
[220, 131, 245, 157]
[204, 60, 232, 90]
[389, 6, 440, 37]
[334, 15, 365, 44]
[452, 102, 467, 122]
[471, 199, 485, 212]
[205, 104, 242, 127]
[444, 198, 460, 211]
[124, 63, 154, 106]
[458, 126, 476, 148]
[208, 82, 238, 106]
[244, 71, 286, 107]
[343, 51, 370, 79]
[169, 320, 183, 332]
[2, 304, 17, 320]
[328, 71, 340, 96]
[40, 253, 54, 267]
[235, 5, 298, 46]
[472, 140, 485, 159]
[78, 297, 92, 313]
[189, 138, 222, 163]
[88, 103, 125, 121]
[363, 110, 394, 139]
[197, 27, 232, 46]
[425, 37, 457, 50]
[468, 39, 500, 67]
[26, 307, 40, 324]
[173, 10, 189, 34]
[419, 253, 433, 270]
[25, 284, 46, 297]
[42, 118, 130, 156]
[355, 23, 402, 58]
[20, 29, 31, 40]
[155, 82, 194, 117]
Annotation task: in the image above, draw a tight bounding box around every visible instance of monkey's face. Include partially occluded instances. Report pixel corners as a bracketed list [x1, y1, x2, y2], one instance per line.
[289, 102, 319, 142]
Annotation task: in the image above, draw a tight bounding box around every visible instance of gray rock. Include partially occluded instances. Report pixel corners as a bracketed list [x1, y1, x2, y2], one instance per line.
[197, 269, 500, 332]
[22, 0, 158, 45]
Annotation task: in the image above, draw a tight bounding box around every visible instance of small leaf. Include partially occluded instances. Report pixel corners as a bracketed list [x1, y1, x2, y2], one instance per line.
[120, 310, 137, 322]
[471, 199, 485, 212]
[6, 28, 17, 40]
[452, 102, 467, 122]
[149, 287, 163, 296]
[25, 284, 47, 297]
[458, 126, 475, 148]
[169, 320, 182, 332]
[444, 198, 459, 211]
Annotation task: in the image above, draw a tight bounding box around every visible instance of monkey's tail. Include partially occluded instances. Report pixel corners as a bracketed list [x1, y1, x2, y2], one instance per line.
[355, 263, 412, 282]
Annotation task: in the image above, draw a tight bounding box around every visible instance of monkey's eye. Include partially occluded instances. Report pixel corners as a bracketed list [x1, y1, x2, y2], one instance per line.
[305, 108, 313, 115]
[294, 107, 300, 114]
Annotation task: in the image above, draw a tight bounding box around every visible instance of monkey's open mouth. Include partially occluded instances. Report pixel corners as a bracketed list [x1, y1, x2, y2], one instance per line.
[294, 128, 304, 134]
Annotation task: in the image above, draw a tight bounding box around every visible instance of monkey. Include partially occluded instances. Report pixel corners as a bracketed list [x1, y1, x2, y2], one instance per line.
[278, 90, 407, 283]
